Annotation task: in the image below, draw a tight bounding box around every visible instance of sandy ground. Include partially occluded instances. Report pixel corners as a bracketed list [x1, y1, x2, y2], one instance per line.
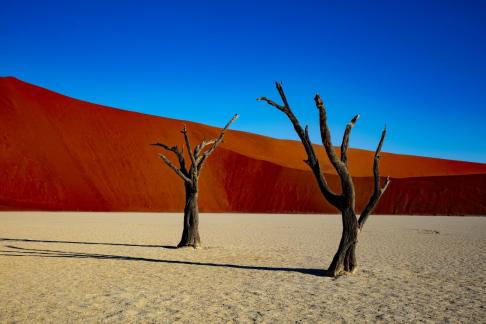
[0, 213, 485, 323]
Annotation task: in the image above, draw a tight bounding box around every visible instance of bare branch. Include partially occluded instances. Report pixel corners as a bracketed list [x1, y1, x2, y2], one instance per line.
[196, 114, 239, 171]
[157, 153, 192, 183]
[276, 80, 291, 109]
[341, 114, 360, 165]
[151, 142, 174, 151]
[382, 176, 391, 192]
[151, 143, 186, 169]
[314, 94, 348, 175]
[181, 125, 197, 168]
[358, 127, 390, 229]
[194, 138, 217, 158]
[256, 97, 285, 111]
[258, 82, 341, 208]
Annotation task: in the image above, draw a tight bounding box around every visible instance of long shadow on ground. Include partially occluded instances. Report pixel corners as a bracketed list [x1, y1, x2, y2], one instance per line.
[0, 244, 328, 277]
[0, 237, 176, 249]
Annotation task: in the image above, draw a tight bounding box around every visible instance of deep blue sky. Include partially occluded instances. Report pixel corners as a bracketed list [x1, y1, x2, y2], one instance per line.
[1, 0, 485, 162]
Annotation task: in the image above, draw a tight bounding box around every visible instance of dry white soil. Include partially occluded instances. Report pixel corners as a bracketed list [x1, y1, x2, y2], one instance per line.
[0, 212, 485, 323]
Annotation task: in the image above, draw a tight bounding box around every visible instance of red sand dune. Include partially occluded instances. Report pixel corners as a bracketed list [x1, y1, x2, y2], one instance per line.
[1, 77, 485, 214]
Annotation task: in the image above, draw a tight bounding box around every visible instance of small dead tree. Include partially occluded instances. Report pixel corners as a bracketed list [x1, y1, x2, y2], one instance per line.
[258, 82, 390, 276]
[152, 114, 238, 248]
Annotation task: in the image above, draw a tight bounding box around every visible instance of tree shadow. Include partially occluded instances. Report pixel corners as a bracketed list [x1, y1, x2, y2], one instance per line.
[0, 237, 177, 249]
[0, 245, 329, 277]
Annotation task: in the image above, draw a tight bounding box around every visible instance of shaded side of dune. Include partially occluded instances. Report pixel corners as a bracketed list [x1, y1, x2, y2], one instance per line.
[209, 150, 486, 215]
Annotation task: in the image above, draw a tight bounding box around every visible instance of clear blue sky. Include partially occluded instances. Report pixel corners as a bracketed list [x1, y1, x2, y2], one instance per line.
[1, 0, 485, 162]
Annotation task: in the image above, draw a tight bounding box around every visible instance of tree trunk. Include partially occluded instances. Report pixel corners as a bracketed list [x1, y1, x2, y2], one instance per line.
[177, 185, 201, 248]
[344, 242, 357, 273]
[327, 208, 359, 276]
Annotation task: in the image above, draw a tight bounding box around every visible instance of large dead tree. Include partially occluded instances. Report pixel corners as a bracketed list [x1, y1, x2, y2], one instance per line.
[258, 82, 390, 276]
[152, 114, 238, 248]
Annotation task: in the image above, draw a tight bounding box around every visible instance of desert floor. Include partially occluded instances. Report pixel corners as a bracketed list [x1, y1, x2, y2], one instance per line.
[0, 213, 484, 323]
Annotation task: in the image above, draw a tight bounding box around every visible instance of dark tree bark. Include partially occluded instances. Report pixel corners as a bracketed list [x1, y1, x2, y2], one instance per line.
[152, 114, 238, 248]
[258, 82, 390, 276]
[179, 182, 200, 248]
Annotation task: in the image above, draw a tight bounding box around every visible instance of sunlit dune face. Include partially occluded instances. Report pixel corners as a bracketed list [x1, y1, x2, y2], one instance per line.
[1, 77, 485, 215]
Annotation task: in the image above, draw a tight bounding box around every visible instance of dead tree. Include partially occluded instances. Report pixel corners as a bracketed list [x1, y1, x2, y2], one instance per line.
[258, 82, 390, 276]
[152, 114, 238, 248]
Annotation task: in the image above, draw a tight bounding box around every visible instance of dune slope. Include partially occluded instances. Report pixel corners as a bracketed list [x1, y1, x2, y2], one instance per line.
[0, 77, 485, 214]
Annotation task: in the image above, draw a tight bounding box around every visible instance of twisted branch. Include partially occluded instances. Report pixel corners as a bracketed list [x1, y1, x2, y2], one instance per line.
[150, 143, 187, 171]
[341, 114, 360, 165]
[156, 153, 192, 183]
[314, 95, 349, 179]
[196, 114, 239, 171]
[194, 139, 217, 159]
[152, 115, 238, 183]
[358, 127, 390, 229]
[181, 125, 197, 173]
[258, 82, 341, 208]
